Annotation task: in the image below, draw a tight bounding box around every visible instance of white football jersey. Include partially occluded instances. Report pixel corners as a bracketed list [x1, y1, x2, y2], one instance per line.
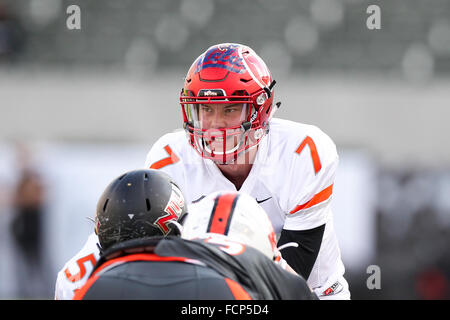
[54, 232, 100, 300]
[145, 118, 350, 299]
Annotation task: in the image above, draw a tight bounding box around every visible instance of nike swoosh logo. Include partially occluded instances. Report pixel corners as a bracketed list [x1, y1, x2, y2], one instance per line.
[256, 197, 272, 204]
[192, 195, 206, 203]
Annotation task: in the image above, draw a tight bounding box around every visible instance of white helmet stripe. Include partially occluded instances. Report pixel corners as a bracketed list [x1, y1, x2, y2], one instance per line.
[238, 46, 267, 90]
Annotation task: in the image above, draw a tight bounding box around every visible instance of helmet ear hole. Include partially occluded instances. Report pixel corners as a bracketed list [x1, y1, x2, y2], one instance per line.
[146, 198, 151, 211]
[178, 212, 188, 225]
[103, 199, 109, 212]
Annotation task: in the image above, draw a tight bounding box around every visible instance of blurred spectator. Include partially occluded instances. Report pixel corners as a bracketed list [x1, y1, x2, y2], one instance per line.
[0, 2, 26, 63]
[10, 150, 47, 298]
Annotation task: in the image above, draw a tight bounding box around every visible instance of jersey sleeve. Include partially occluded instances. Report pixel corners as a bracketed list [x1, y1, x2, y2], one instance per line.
[283, 126, 339, 231]
[54, 269, 70, 300]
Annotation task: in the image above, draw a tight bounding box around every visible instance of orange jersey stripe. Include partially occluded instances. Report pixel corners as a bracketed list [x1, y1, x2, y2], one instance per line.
[224, 278, 252, 300]
[289, 184, 333, 214]
[207, 193, 238, 235]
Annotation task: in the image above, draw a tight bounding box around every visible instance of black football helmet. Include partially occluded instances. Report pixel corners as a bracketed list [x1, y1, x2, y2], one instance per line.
[94, 169, 187, 251]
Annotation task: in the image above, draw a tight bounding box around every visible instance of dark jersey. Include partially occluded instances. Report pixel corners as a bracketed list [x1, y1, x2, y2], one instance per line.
[74, 236, 317, 300]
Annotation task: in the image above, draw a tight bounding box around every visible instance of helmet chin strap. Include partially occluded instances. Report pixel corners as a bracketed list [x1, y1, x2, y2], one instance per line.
[263, 80, 276, 98]
[268, 101, 282, 121]
[241, 121, 252, 131]
[167, 220, 183, 235]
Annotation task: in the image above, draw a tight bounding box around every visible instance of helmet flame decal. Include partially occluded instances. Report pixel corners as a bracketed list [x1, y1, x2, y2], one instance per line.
[194, 44, 245, 74]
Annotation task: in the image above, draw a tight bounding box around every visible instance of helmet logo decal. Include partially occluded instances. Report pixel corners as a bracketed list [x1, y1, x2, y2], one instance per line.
[198, 88, 226, 97]
[203, 90, 217, 96]
[154, 184, 185, 235]
[250, 110, 258, 123]
[195, 44, 245, 74]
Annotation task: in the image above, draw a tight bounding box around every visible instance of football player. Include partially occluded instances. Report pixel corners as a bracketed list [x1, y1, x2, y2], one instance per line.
[54, 169, 186, 300]
[74, 191, 317, 300]
[145, 43, 350, 299]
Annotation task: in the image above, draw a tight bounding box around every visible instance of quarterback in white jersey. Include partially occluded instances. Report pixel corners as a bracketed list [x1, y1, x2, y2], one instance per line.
[145, 43, 350, 299]
[54, 232, 100, 300]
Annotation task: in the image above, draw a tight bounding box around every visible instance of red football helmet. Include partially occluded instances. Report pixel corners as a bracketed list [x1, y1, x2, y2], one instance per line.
[180, 43, 278, 164]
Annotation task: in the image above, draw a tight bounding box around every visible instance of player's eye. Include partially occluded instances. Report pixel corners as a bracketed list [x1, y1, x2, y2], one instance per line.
[224, 105, 241, 113]
[200, 105, 212, 112]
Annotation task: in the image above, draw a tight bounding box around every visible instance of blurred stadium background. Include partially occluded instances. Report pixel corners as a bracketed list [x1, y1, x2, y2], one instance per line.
[0, 0, 449, 299]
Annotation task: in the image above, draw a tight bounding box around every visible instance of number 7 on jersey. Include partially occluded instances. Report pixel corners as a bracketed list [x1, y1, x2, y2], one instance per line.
[295, 136, 322, 174]
[150, 145, 180, 170]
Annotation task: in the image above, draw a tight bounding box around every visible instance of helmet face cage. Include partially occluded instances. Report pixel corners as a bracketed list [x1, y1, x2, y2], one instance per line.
[180, 43, 275, 164]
